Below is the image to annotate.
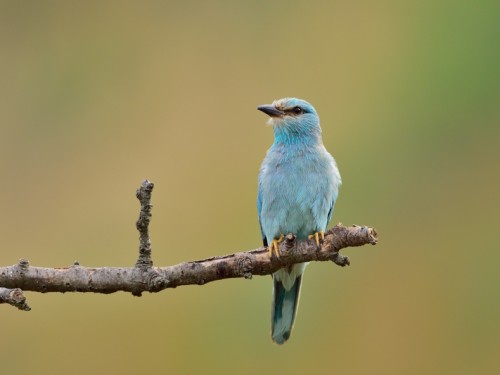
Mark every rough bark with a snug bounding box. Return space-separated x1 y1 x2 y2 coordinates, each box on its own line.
0 180 378 310
0 287 31 311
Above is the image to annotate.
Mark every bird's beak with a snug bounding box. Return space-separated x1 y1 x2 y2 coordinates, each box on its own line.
257 105 284 117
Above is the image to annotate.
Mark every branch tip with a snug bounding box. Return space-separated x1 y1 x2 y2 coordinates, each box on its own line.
0 287 31 311
135 180 155 270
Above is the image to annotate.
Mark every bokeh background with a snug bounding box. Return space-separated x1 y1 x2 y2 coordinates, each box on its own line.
1 1 499 374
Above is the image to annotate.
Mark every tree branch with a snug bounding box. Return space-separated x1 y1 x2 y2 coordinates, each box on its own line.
135 180 154 270
0 287 31 311
0 180 378 310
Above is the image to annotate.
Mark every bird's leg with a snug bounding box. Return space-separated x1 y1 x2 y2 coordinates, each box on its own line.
308 231 325 246
269 234 284 258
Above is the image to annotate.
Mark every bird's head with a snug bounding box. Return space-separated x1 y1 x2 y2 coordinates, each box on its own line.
257 98 321 143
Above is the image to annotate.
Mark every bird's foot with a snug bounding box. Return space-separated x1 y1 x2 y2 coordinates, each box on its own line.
269 234 284 258
308 231 325 246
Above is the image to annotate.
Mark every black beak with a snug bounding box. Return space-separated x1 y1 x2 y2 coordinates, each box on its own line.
257 104 284 117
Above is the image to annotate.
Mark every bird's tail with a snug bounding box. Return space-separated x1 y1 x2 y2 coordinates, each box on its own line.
271 265 305 344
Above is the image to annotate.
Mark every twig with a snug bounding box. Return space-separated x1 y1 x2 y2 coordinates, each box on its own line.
135 179 154 270
0 287 31 311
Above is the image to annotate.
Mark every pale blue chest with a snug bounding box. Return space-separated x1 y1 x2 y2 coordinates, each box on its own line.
258 142 339 241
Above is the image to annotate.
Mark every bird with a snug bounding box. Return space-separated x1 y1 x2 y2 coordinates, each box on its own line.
257 98 341 344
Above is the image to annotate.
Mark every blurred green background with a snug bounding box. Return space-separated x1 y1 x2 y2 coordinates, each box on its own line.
1 1 499 374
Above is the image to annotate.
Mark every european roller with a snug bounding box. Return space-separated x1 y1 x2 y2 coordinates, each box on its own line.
257 98 341 344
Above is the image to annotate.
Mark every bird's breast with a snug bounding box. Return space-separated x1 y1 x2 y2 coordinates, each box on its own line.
259 144 338 240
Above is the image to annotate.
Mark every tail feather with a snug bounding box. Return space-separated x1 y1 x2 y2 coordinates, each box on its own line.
271 270 303 345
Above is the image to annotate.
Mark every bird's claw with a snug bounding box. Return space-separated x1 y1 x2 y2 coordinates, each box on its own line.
269 234 284 258
308 231 325 246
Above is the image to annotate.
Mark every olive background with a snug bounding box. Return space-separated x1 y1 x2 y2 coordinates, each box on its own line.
1 1 499 374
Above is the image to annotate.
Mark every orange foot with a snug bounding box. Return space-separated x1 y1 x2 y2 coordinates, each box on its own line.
308 231 325 246
269 234 284 258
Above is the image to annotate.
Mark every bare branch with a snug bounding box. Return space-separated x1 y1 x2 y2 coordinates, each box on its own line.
135 179 154 270
0 225 377 296
0 287 31 311
0 180 378 309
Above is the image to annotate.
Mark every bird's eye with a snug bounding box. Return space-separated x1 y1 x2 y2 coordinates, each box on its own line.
292 106 303 115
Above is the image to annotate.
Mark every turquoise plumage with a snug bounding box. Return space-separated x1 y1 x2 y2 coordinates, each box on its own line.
257 98 341 344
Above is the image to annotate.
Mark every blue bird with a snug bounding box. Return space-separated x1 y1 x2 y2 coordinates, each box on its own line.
257 98 341 344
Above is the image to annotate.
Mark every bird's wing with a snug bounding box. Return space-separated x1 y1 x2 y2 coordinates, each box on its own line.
326 196 336 228
325 156 341 229
257 181 268 247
